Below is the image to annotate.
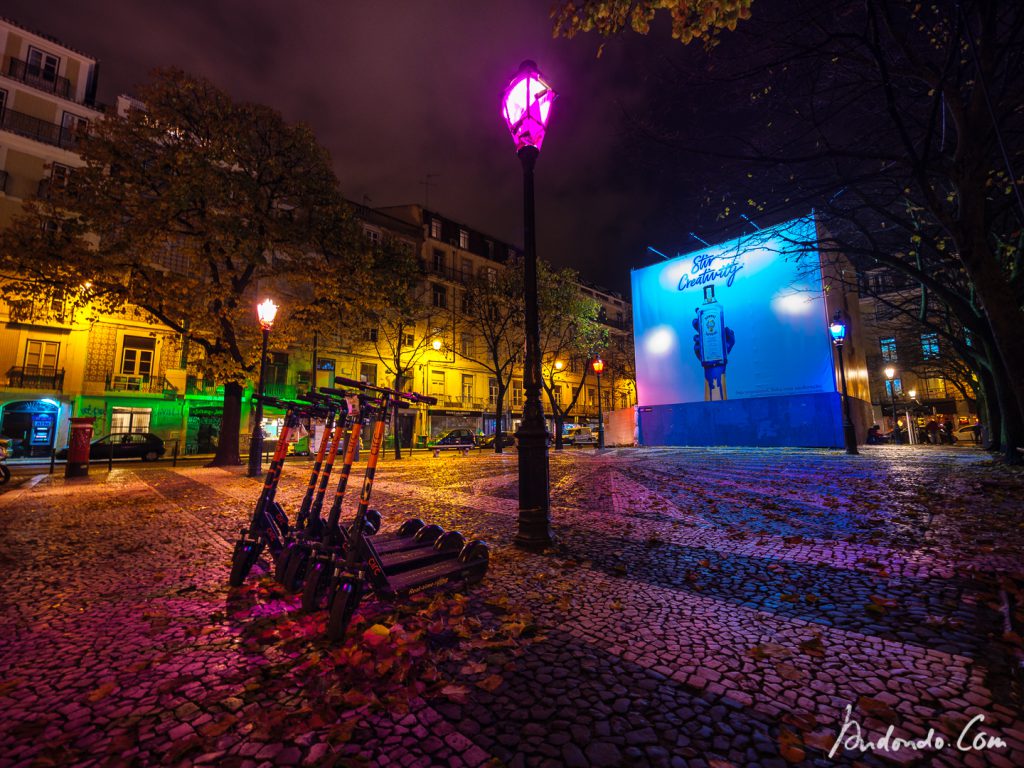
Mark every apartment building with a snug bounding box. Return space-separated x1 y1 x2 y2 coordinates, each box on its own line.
857 267 978 436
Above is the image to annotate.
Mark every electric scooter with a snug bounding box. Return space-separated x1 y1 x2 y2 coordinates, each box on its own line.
228 395 331 587
297 390 434 609
324 377 490 641
273 395 340 582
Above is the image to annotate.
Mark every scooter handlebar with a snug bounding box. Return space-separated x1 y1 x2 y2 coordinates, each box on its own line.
333 375 438 406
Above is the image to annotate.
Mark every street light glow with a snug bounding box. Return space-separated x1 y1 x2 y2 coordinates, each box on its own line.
432 338 442 351
592 358 604 375
502 60 556 152
554 359 564 371
257 298 278 331
884 366 896 380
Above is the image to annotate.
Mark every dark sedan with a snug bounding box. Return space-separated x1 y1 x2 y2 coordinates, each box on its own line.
429 428 477 450
478 431 516 449
57 432 166 462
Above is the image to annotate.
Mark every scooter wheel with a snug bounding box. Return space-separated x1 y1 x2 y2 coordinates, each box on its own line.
327 579 360 642
397 518 425 537
458 540 490 584
274 544 293 583
0 464 9 485
229 540 260 587
282 546 310 593
365 508 382 534
433 530 466 553
301 559 330 613
413 524 444 544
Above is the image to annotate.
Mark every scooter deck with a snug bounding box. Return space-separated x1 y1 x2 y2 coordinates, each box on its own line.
376 543 459 575
381 557 484 598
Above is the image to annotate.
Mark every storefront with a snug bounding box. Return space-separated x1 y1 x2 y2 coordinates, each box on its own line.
0 398 62 457
428 409 484 439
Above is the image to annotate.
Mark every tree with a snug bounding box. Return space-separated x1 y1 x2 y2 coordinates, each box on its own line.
552 0 752 49
537 263 608 448
363 239 446 459
458 261 524 453
0 69 368 466
562 0 1024 462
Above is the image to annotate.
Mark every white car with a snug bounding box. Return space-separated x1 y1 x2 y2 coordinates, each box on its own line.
563 426 596 446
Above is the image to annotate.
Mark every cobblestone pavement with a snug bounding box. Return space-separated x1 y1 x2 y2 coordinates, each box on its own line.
1 447 1022 767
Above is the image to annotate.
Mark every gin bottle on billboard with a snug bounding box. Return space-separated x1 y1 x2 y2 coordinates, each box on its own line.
697 285 728 400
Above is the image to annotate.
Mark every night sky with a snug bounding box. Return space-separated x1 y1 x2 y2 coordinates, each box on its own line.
4 0 725 295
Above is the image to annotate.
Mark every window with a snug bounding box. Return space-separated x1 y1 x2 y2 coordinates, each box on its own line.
268 352 289 385
921 333 939 360
364 227 381 245
488 378 498 406
587 387 597 406
0 89 7 118
460 334 472 357
61 112 89 144
616 311 624 325
884 378 903 398
459 229 469 249
430 218 442 239
460 291 472 314
461 374 474 402
403 333 415 347
483 267 497 285
359 363 377 386
603 390 611 408
924 378 946 398
121 335 155 377
27 47 60 82
512 379 523 408
430 370 445 397
110 407 150 434
874 301 897 322
964 329 973 348
363 327 378 343
24 339 59 372
880 337 897 362
51 163 71 189
552 386 562 406
432 283 447 309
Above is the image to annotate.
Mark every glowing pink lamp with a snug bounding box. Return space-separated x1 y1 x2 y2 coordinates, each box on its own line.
502 60 556 153
503 60 556 550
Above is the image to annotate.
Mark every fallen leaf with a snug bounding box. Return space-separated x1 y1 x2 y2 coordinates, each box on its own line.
798 635 825 657
86 683 117 703
476 674 504 692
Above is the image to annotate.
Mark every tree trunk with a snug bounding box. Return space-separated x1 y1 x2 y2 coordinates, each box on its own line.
494 389 506 454
393 373 403 460
976 365 1000 453
990 359 1024 465
554 414 565 449
211 381 243 466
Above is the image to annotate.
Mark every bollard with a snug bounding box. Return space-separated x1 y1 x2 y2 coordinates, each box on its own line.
49 448 56 474
109 438 114 471
172 439 179 467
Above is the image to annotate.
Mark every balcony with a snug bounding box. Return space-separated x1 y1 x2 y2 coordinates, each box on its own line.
263 382 298 400
5 58 73 100
106 373 171 393
0 107 82 149
3 366 64 391
186 376 221 396
421 259 472 285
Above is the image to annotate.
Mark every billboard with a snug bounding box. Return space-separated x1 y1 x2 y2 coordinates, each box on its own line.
632 217 835 408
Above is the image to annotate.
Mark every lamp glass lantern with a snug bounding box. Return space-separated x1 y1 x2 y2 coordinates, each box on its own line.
829 318 847 345
592 358 604 375
257 298 279 331
502 61 556 153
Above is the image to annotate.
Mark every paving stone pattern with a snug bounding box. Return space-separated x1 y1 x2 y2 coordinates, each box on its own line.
0 446 1021 767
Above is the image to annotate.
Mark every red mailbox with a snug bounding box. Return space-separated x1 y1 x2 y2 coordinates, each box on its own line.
65 417 95 478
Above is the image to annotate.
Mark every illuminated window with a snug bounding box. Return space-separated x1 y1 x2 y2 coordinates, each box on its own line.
884 378 903 397
921 333 939 360
359 363 377 386
430 218 442 239
459 229 469 249
880 337 897 362
512 379 523 408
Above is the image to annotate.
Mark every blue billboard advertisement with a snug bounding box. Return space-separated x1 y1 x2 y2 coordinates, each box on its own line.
632 217 836 411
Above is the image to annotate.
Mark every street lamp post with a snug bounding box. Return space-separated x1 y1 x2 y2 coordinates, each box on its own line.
502 60 556 551
884 365 899 445
592 357 606 449
248 298 278 477
828 312 858 455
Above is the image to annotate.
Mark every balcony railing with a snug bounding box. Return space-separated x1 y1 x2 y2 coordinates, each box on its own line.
421 259 473 285
263 382 297 400
186 376 221 396
106 373 171 393
5 58 73 100
3 366 64 391
0 107 82 149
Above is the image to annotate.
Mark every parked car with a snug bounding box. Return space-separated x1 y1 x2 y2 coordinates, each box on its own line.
56 432 166 462
563 426 596 446
429 428 477 450
955 423 982 443
478 431 516 449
